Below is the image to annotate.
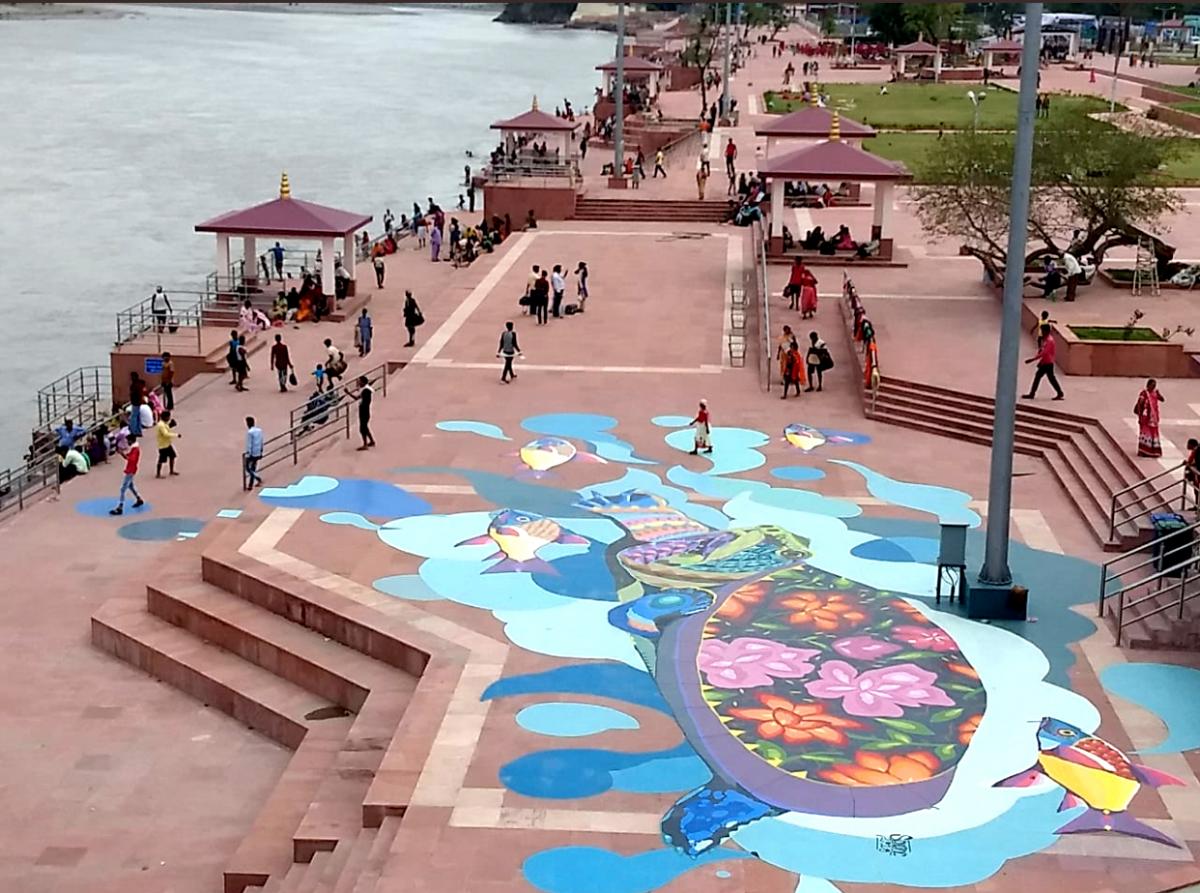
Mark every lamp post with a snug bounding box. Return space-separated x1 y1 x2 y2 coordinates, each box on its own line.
614 1 625 176
978 3 1043 588
967 90 986 129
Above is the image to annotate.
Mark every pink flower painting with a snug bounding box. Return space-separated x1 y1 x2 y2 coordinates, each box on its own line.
831 635 903 660
698 637 820 689
804 660 955 718
891 624 959 653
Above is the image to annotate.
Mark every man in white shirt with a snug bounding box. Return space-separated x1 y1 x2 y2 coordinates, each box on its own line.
151 286 172 332
1061 251 1083 302
550 264 566 318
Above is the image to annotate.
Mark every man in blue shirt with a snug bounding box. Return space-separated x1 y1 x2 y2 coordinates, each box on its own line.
55 419 87 450
271 242 285 280
244 416 264 490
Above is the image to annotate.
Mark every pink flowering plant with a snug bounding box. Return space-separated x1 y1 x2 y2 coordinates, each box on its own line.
702 566 986 780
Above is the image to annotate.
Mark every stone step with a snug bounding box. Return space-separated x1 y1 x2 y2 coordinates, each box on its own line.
293 849 334 893
223 715 353 893
92 598 331 749
349 816 401 893
329 829 378 893
870 399 1049 456
310 836 357 893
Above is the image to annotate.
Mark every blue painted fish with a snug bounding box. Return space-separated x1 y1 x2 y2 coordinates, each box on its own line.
518 437 606 473
456 509 588 574
994 717 1183 847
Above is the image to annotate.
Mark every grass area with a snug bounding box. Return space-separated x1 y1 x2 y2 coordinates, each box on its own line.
862 131 1200 185
1069 325 1163 342
762 83 1112 130
1169 100 1200 114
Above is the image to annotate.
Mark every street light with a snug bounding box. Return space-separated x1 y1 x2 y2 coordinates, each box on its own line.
967 90 987 129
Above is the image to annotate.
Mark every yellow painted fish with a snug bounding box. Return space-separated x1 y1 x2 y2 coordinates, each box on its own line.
994 717 1183 847
519 437 605 473
783 424 826 452
456 509 588 574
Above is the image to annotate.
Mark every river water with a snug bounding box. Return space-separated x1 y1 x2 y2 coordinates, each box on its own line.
0 4 609 464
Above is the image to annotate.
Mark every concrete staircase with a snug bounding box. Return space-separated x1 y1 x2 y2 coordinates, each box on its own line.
573 198 731 223
868 376 1169 551
90 515 450 893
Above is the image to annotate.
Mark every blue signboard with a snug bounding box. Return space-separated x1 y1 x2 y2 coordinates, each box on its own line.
144 357 164 375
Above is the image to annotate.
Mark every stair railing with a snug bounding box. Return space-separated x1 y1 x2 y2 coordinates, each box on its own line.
1108 461 1189 541
1098 514 1200 645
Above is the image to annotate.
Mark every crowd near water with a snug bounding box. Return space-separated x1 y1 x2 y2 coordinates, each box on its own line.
0 3 611 463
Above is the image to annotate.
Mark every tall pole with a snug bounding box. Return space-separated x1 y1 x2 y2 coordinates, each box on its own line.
721 2 732 118
614 1 625 175
1109 16 1126 113
979 3 1042 587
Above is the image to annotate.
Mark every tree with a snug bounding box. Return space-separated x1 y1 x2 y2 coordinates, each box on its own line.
912 123 1183 276
681 7 728 118
865 3 964 45
741 2 792 39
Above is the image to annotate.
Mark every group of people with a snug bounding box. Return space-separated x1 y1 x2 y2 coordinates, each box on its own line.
776 326 834 399
519 261 589 323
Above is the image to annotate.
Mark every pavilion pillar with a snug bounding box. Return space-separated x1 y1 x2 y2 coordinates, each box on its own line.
769 178 786 255
871 181 894 241
766 136 777 158
897 54 907 77
215 235 230 293
321 236 336 301
985 50 994 71
934 52 943 82
243 236 257 286
344 231 358 297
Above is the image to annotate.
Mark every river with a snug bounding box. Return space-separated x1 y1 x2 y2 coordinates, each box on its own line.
0 3 610 464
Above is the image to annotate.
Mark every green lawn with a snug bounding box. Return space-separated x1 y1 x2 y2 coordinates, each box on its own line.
763 83 1112 130
862 131 1200 185
1169 100 1200 113
1069 325 1163 342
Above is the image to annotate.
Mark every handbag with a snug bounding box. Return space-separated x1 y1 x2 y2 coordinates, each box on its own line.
167 316 179 334
414 309 425 327
288 372 298 387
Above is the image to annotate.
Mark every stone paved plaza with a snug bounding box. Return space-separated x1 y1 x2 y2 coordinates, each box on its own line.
4 13 1200 893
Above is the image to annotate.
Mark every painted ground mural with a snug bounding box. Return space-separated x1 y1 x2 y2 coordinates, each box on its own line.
254 412 1190 893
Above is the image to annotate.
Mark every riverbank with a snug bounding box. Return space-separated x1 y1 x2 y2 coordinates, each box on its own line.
0 3 134 20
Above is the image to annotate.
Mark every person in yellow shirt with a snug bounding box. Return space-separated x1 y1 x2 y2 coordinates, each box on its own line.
154 410 181 478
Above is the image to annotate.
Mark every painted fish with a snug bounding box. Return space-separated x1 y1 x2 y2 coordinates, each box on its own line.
456 509 588 574
994 717 1183 847
783 424 826 452
518 437 605 473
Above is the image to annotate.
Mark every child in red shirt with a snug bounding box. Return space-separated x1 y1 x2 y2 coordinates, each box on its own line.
109 434 145 515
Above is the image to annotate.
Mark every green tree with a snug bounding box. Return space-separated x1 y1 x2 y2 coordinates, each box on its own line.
742 2 792 39
865 3 964 45
681 5 730 118
913 122 1183 275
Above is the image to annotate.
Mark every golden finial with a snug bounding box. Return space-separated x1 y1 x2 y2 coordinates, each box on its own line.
830 110 841 141
532 95 539 111
809 89 819 107
279 171 291 200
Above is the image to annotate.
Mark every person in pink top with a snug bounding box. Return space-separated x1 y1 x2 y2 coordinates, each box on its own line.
1134 378 1166 458
1022 328 1064 401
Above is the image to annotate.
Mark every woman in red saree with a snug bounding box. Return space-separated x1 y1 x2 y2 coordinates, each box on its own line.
1135 378 1165 458
786 257 819 318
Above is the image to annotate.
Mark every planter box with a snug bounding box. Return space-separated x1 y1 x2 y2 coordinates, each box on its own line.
1024 305 1197 377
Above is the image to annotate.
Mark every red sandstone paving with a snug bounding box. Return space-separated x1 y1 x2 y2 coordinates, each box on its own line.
5 28 1200 893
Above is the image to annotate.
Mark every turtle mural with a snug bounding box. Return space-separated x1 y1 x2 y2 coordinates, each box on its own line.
580 490 986 855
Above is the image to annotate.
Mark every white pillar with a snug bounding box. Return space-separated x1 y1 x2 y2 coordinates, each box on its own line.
243 236 256 281
985 50 993 71
872 181 894 237
344 231 357 280
321 236 336 298
898 54 907 76
215 234 230 289
934 52 942 82
770 178 785 238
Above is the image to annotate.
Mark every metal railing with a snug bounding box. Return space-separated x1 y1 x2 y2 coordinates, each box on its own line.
842 274 881 411
751 218 771 391
249 362 393 486
1098 514 1200 645
1109 461 1189 542
0 457 62 521
37 366 111 429
487 159 581 185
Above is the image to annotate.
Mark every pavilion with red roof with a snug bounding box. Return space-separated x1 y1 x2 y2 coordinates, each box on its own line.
982 38 1023 72
491 97 579 163
755 103 876 157
758 114 912 260
596 55 663 98
894 39 942 81
196 173 372 299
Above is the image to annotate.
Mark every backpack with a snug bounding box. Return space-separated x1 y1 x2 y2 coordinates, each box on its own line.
818 347 834 371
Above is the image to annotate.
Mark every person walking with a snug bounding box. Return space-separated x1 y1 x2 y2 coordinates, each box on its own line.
356 308 373 357
775 324 794 387
108 433 145 515
653 148 667 178
696 163 709 200
688 399 713 455
150 286 172 333
782 339 807 399
806 331 831 392
1022 328 1064 401
635 148 647 179
271 242 285 279
234 335 249 391
244 416 264 490
533 270 550 325
498 321 522 384
403 291 423 347
574 261 589 312
550 264 566 318
154 409 180 478
416 215 428 250
373 253 385 288
724 138 738 180
160 351 176 411
323 338 346 389
270 333 293 392
347 375 376 450
1134 379 1165 458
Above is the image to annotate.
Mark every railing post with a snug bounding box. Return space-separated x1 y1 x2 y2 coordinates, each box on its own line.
1178 564 1188 620
1115 589 1124 646
381 365 387 397
1109 495 1117 542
